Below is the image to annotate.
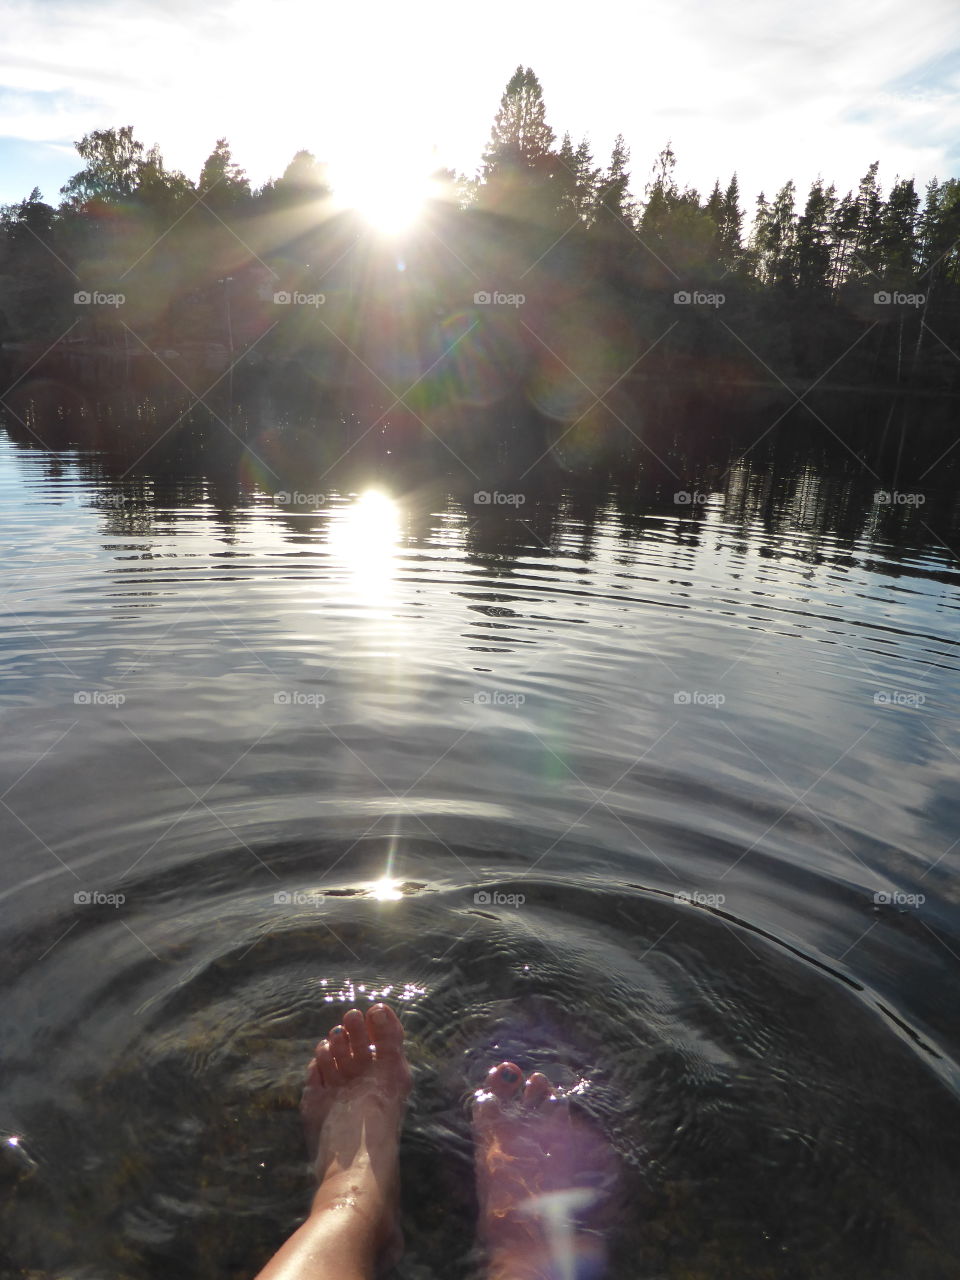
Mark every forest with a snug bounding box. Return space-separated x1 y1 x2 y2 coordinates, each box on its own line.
2 65 960 427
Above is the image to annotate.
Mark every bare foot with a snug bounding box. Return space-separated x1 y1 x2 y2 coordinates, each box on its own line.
300 1004 411 1269
472 1062 611 1280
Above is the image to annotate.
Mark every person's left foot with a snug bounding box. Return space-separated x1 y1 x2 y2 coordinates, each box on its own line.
300 1003 411 1266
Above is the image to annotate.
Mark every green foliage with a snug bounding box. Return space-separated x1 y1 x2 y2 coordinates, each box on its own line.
482 65 555 175
2 74 960 396
198 138 252 213
593 134 634 233
60 125 145 206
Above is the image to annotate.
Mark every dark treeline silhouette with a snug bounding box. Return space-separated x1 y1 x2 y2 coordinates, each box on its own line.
2 66 960 464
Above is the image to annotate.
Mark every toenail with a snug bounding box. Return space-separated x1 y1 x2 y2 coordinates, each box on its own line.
331 1026 345 1037
370 1006 388 1023
499 1066 519 1083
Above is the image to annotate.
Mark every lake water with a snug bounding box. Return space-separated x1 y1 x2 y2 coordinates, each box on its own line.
1 398 960 1279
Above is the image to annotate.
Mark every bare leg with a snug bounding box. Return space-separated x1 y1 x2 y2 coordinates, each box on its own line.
254 1004 411 1280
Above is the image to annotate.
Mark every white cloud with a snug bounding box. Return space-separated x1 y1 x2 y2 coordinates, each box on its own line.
0 0 957 207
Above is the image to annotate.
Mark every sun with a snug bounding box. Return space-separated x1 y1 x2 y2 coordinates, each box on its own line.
331 158 438 235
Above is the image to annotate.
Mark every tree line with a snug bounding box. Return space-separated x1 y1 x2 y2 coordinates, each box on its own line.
2 66 960 412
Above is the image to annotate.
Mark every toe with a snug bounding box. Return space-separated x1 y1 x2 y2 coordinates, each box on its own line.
343 1008 372 1069
328 1024 354 1075
315 1038 339 1085
486 1061 524 1102
522 1071 552 1108
367 1003 404 1058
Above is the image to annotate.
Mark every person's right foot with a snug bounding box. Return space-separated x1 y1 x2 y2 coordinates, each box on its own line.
472 1061 611 1280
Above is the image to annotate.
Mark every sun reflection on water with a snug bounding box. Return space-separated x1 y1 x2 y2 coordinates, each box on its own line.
327 489 401 605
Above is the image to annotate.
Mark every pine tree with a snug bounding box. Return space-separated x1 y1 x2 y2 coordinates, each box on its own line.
593 134 633 231
848 161 883 281
719 174 743 271
198 139 251 212
767 181 798 287
478 66 559 225
482 66 555 177
878 178 919 281
703 180 725 270
795 179 836 293
750 183 797 286
704 180 724 226
639 142 679 239
828 190 859 290
750 192 773 282
554 133 599 224
0 189 62 339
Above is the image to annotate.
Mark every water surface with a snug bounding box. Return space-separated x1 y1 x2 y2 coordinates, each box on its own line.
2 403 960 1279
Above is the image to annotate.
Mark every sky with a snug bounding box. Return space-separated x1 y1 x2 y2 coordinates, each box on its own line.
1 0 959 216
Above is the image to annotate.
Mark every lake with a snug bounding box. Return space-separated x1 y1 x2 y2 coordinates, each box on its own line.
1 392 959 1279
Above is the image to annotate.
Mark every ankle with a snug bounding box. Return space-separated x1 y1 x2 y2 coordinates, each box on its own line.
311 1166 393 1241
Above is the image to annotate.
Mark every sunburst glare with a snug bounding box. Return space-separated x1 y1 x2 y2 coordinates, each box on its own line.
327 489 401 603
331 155 438 235
370 875 403 901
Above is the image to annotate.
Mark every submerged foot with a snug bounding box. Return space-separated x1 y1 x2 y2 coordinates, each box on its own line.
300 1003 411 1269
472 1062 611 1280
